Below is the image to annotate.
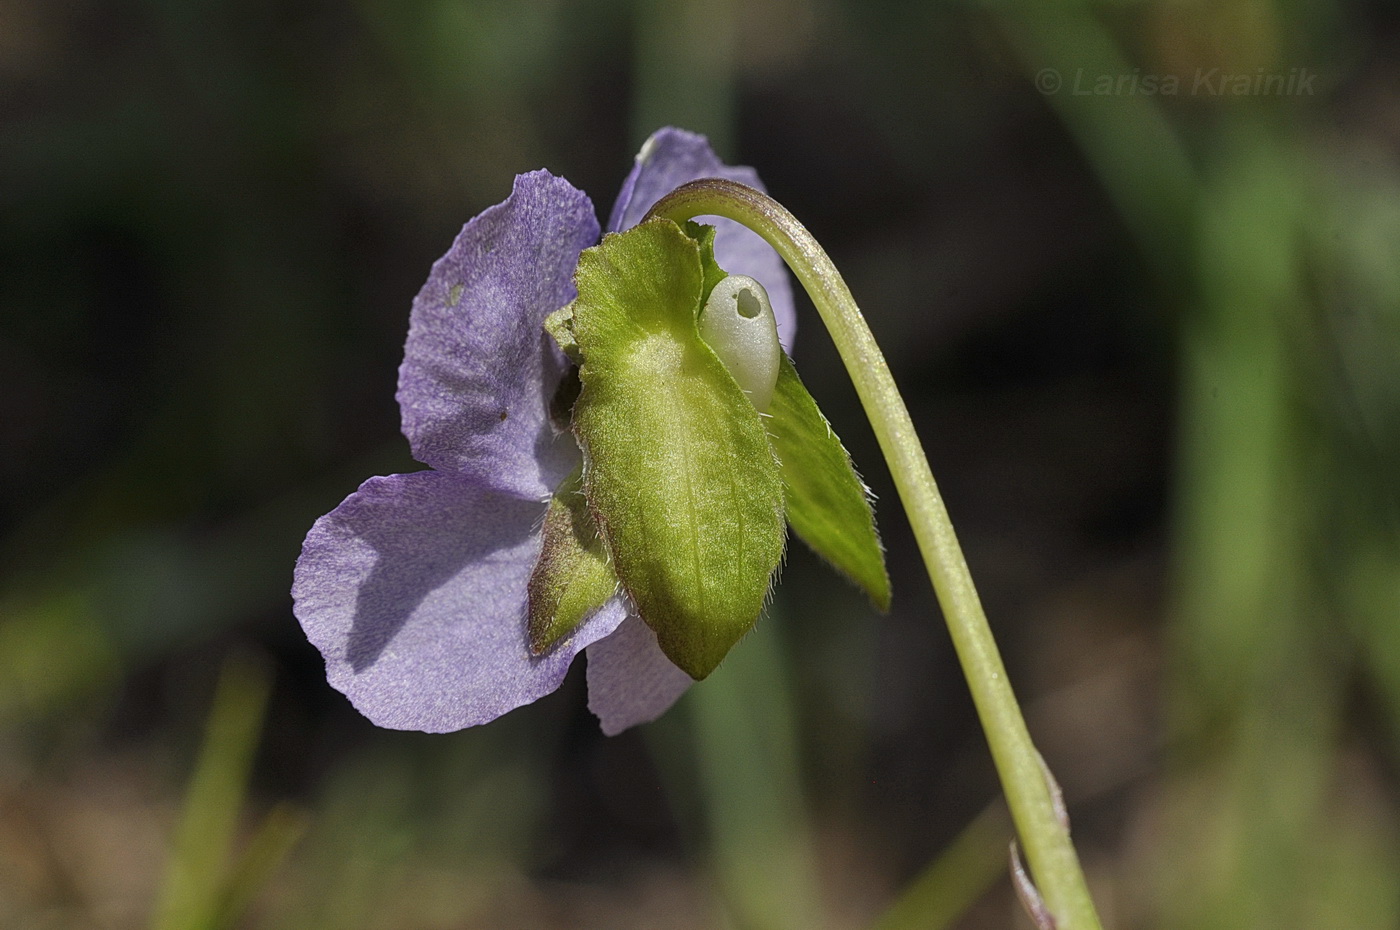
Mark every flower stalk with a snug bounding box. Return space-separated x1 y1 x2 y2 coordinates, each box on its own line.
648 179 1103 930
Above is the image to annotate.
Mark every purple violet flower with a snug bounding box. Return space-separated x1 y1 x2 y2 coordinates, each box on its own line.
292 128 795 735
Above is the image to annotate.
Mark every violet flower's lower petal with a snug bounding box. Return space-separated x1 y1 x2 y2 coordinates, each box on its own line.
585 613 694 736
292 470 625 732
607 126 797 352
398 170 599 501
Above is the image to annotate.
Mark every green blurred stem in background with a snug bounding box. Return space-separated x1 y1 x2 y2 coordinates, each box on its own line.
648 180 1104 930
152 653 307 930
632 0 736 158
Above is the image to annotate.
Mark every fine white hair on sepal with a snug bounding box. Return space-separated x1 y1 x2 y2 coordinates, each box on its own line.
699 274 781 414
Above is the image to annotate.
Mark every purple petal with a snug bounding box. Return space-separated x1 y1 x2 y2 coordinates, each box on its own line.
398 170 600 500
586 614 694 736
292 470 625 732
608 127 797 351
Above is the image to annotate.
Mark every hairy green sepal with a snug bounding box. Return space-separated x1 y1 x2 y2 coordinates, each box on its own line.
527 467 618 654
768 355 890 610
684 221 729 304
687 221 885 602
563 218 786 680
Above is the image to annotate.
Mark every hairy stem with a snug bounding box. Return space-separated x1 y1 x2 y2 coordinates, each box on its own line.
647 179 1102 929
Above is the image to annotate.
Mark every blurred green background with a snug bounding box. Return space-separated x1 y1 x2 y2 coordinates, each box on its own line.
2 0 1398 927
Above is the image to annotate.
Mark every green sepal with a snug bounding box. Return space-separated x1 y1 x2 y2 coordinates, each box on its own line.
683 221 729 305
544 304 581 363
526 467 618 654
768 354 891 610
569 218 786 680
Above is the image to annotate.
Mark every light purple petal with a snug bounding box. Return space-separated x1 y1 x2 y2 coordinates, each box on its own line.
292 470 625 732
608 127 797 351
398 170 600 500
586 613 694 736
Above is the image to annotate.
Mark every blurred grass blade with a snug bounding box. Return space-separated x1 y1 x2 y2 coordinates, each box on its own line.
689 612 824 930
632 0 736 157
999 4 1196 271
872 803 1010 930
152 652 272 930
0 590 118 727
214 802 310 929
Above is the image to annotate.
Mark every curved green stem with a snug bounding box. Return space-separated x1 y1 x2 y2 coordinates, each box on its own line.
648 179 1102 930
